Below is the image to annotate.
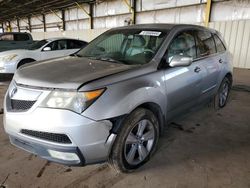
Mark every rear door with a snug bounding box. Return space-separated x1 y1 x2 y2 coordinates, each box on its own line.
194 29 221 98
163 30 204 118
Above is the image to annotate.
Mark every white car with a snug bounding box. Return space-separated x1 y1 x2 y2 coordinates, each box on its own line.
0 38 87 73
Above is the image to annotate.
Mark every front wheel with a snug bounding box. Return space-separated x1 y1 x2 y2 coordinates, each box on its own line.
214 77 231 109
109 108 160 173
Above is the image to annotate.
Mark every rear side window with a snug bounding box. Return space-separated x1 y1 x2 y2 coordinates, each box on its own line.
14 34 30 41
67 40 87 49
0 34 14 41
195 30 216 58
167 31 196 62
213 34 226 53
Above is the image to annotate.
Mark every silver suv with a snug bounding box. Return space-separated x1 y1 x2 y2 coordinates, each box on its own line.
3 24 233 172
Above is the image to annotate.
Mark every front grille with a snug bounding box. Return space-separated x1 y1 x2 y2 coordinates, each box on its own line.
11 99 36 111
21 129 72 144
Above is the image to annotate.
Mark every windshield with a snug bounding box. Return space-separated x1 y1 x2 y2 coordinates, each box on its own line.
28 40 48 50
76 29 168 65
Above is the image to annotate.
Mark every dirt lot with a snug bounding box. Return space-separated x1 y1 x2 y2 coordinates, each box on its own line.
0 69 250 188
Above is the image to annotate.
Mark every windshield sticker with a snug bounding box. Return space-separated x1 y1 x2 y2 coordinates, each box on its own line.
139 31 162 36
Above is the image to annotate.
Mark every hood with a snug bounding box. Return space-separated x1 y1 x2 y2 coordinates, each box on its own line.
0 49 28 56
14 56 138 90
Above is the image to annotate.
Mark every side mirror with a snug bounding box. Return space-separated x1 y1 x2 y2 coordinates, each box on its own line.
43 46 51 51
169 55 193 67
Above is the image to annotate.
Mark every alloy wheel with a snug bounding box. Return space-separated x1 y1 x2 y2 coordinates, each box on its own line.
124 119 155 165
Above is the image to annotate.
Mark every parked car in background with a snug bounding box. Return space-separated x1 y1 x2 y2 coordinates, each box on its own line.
3 24 233 172
0 32 34 52
0 38 88 73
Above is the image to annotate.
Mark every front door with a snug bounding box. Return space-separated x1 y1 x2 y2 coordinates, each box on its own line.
163 30 203 119
41 40 74 60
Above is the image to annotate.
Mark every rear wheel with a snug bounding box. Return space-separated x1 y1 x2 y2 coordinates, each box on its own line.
214 77 231 109
109 108 159 173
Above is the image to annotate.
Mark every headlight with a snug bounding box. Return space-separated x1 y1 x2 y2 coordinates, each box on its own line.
0 54 18 63
40 89 105 113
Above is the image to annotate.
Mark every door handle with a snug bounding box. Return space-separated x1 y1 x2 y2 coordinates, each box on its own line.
194 66 201 73
219 59 223 64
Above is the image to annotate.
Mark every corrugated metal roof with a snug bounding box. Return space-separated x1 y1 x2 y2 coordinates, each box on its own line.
0 0 95 22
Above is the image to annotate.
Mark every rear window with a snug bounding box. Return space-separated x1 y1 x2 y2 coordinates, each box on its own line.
213 34 226 53
0 34 14 41
14 34 30 41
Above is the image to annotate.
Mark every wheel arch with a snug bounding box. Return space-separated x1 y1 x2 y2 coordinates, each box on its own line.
225 72 233 87
110 102 165 136
17 58 36 68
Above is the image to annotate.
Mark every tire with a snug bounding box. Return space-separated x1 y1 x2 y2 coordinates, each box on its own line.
109 108 160 173
17 59 35 69
214 77 231 109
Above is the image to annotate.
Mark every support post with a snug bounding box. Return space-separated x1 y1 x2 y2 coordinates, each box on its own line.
89 3 93 29
28 17 32 32
7 21 11 32
42 14 46 32
132 0 136 24
17 18 20 32
123 0 136 24
62 9 66 31
204 0 212 27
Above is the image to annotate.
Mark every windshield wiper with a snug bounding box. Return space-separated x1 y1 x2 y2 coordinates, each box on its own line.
87 56 127 64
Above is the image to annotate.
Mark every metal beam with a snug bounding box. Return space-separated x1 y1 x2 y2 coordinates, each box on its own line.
31 13 44 23
50 9 62 20
62 9 66 31
42 14 46 32
89 3 93 29
7 21 11 32
204 0 212 27
28 16 32 32
132 0 136 24
17 18 20 32
123 0 136 24
75 2 93 29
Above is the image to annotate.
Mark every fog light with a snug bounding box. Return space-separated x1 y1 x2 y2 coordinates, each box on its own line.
47 149 80 162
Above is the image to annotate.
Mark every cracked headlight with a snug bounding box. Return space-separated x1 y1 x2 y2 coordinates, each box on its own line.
40 89 105 113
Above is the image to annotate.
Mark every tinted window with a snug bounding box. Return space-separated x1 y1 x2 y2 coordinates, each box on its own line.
195 30 216 58
167 31 196 62
67 40 87 49
77 29 168 65
0 34 14 41
14 34 30 41
46 40 67 51
213 34 226 53
29 40 48 50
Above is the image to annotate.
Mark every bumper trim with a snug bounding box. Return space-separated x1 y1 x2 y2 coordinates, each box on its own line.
10 135 85 166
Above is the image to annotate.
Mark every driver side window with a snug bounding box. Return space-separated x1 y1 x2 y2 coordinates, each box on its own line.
167 31 196 63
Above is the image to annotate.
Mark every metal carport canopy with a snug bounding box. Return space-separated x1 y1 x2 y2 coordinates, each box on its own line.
0 0 95 23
